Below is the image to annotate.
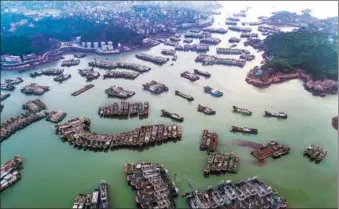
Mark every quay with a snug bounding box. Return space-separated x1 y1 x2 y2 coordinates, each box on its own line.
161 49 176 56
103 70 139 80
197 105 216 115
61 59 80 67
264 111 288 119
71 180 109 209
1 111 46 142
174 90 194 101
71 84 95 96
0 92 10 101
53 73 71 83
204 152 239 175
78 68 100 81
73 53 87 58
22 99 47 113
181 71 200 82
195 54 246 68
20 83 50 96
143 81 169 95
55 117 182 150
228 37 241 43
46 110 67 123
232 106 252 115
105 85 135 99
228 26 252 32
185 176 288 209
175 44 209 52
135 53 169 65
202 27 228 34
303 145 327 164
98 101 149 119
88 60 151 73
194 69 211 78
161 109 184 122
199 37 221 45
251 140 290 161
125 162 179 208
199 130 218 152
30 69 64 78
204 86 223 97
1 155 23 192
231 126 258 135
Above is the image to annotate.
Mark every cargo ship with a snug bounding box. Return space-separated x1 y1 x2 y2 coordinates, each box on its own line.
161 110 184 122
264 111 288 119
197 105 216 115
193 69 211 78
231 126 258 134
232 106 252 115
175 90 194 101
204 86 223 97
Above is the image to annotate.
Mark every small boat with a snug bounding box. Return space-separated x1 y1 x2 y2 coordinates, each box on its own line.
264 111 288 119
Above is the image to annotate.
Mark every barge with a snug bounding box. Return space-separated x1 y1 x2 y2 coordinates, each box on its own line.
4 77 23 85
161 109 184 122
193 69 211 78
55 117 182 150
174 90 194 101
135 53 169 65
181 71 200 82
231 126 258 134
125 162 178 208
185 177 288 209
197 105 216 115
103 70 139 80
1 77 23 91
1 155 23 192
251 140 290 161
204 152 239 175
303 145 327 164
78 68 100 81
61 59 80 67
204 86 223 97
143 81 169 95
264 111 288 119
53 73 71 83
22 99 47 113
46 110 67 123
71 84 95 96
98 101 149 119
200 130 218 152
232 106 252 115
105 85 135 99
20 83 50 96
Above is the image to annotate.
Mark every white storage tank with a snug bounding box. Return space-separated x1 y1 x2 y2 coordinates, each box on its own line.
86 42 92 48
107 41 113 46
93 42 99 49
81 42 86 48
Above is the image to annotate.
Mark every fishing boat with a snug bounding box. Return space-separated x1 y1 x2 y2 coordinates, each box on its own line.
204 86 223 97
99 180 108 209
264 111 288 119
232 106 252 116
193 69 211 78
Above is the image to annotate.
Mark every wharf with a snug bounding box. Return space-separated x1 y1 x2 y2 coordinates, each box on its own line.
61 59 80 67
22 99 47 113
231 126 258 135
199 130 218 152
105 85 135 99
143 81 169 95
185 177 288 209
161 109 184 122
55 118 182 151
251 140 290 161
88 60 151 73
1 155 23 192
1 111 46 142
0 93 10 101
174 90 194 101
20 83 50 96
71 84 95 96
181 71 200 82
98 101 149 119
303 145 327 164
103 70 139 80
135 53 169 65
195 54 246 68
46 110 67 123
125 162 179 208
53 73 71 83
197 105 216 115
204 152 239 175
78 68 100 81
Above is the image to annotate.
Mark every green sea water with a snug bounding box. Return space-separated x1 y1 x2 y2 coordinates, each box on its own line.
1 5 338 209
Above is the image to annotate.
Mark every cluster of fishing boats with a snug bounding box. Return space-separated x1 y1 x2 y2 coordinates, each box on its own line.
71 84 95 96
204 152 239 175
103 70 139 80
185 176 288 209
61 59 80 67
303 145 327 164
200 130 218 152
195 54 246 68
46 110 67 123
98 101 149 119
1 77 23 91
251 140 290 161
161 109 184 122
105 85 135 99
135 53 169 65
88 60 151 73
55 117 182 151
175 44 210 52
143 81 169 95
204 86 223 97
125 162 179 208
20 83 50 95
22 99 47 113
231 126 258 135
199 37 222 45
54 73 72 83
1 156 23 192
78 68 100 82
29 69 64 78
72 180 109 209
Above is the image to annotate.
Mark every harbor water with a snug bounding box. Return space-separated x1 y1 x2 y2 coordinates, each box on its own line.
1 2 338 208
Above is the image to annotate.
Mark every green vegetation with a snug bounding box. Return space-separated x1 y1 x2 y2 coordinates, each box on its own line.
264 31 338 80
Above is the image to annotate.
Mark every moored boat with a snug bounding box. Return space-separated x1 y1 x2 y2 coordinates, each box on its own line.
264 111 288 119
232 106 252 116
204 86 223 97
193 69 211 78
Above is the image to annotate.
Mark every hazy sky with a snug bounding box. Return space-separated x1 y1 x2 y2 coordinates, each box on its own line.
219 1 338 19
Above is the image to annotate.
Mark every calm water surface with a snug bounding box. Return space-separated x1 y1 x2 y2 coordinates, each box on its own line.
1 3 338 208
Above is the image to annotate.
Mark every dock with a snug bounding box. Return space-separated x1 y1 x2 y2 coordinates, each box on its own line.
71 84 95 96
204 152 239 175
199 130 218 152
251 140 290 161
98 101 149 119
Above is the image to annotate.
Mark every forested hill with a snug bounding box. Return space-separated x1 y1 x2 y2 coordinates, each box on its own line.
264 31 338 80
